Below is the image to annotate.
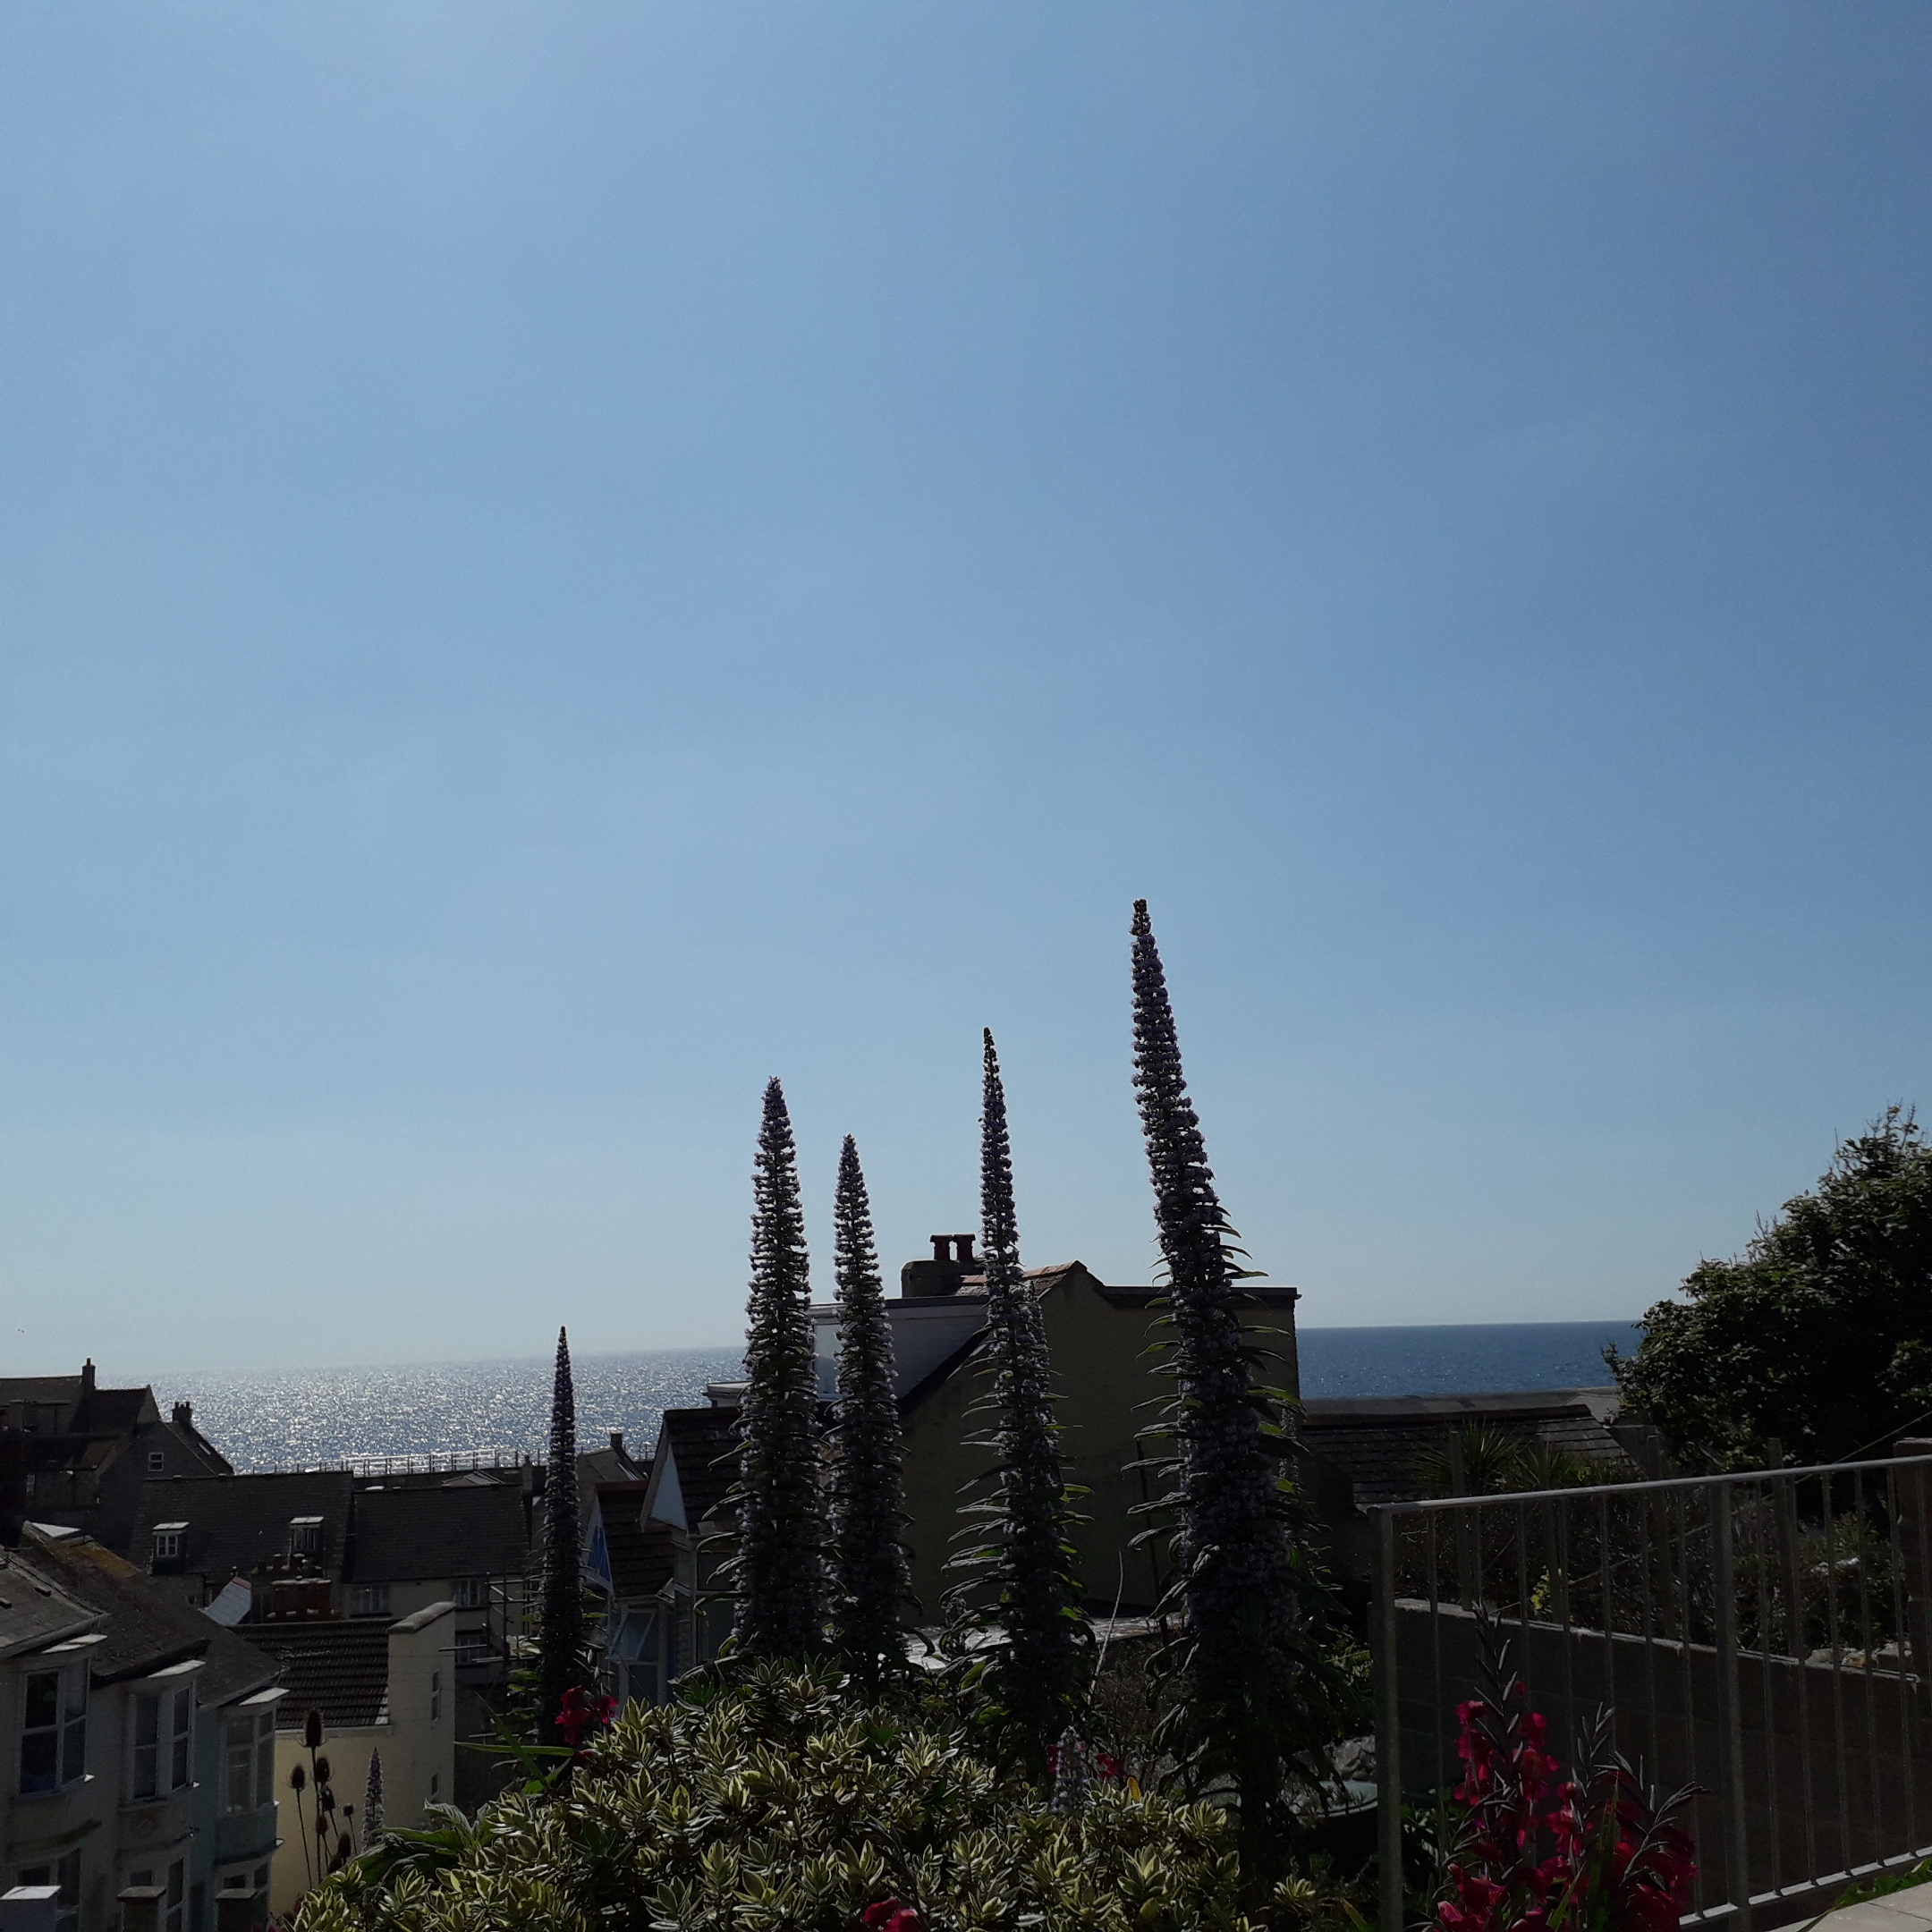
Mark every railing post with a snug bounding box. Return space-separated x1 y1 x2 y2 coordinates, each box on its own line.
1711 1480 1753 1932
1376 1507 1405 1932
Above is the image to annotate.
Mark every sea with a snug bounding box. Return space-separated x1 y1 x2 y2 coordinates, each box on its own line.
154 1321 1640 1475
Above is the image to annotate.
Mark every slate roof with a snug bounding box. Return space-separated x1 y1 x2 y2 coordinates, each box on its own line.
238 1621 391 1730
131 1471 355 1585
1298 1391 1626 1510
351 1483 530 1584
0 1548 99 1659
595 1482 674 1600
653 1409 740 1528
19 1528 281 1705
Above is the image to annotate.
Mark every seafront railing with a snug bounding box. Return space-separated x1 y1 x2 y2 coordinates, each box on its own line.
1372 1451 1932 1932
336 1447 533 1476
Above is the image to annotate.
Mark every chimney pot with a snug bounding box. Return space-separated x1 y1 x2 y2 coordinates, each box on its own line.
929 1235 950 1264
954 1234 977 1267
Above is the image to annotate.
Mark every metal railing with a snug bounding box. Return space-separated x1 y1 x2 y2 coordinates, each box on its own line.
336 1448 531 1476
1372 1453 1932 1932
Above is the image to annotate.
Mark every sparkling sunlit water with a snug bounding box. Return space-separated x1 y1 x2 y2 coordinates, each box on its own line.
154 1322 1636 1472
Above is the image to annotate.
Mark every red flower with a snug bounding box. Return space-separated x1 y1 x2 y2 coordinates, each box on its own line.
860 1902 922 1932
554 1687 617 1752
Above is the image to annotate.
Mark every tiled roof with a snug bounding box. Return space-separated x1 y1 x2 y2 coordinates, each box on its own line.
238 1621 390 1730
131 1471 354 1584
351 1484 530 1584
20 1529 280 1706
655 1409 740 1527
1299 1392 1626 1509
595 1482 674 1600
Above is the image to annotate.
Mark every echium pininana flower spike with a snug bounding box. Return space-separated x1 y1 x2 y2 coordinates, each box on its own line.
730 1078 830 1659
1130 899 1301 1869
361 1748 385 1847
828 1135 915 1694
537 1325 588 1741
950 1029 1085 1767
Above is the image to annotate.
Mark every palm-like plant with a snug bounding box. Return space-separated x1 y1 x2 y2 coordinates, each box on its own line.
948 1029 1086 1772
730 1077 829 1659
828 1134 914 1693
1129 900 1301 1877
537 1326 587 1741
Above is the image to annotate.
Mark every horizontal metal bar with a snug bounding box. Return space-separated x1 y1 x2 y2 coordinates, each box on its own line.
1678 1842 1932 1928
1368 1454 1932 1519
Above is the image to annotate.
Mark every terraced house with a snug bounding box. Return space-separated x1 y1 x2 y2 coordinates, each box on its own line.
0 1523 284 1932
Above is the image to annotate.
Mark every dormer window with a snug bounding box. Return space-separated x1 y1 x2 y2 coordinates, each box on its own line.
288 1517 323 1558
151 1523 187 1563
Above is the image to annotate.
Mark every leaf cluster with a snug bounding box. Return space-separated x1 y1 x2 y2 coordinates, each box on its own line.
1609 1106 1932 1469
294 1665 1335 1932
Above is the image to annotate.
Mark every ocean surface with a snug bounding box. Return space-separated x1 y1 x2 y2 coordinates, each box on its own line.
157 1321 1639 1474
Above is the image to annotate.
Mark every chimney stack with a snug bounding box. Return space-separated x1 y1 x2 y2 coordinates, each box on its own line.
173 1402 194 1429
609 1430 624 1456
80 1359 97 1397
901 1233 981 1299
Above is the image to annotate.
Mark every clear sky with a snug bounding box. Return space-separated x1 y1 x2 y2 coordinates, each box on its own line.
3 4 1928 1376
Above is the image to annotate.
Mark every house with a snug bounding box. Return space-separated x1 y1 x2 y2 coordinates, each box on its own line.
237 1605 454 1920
131 1470 534 1682
810 1243 1302 1621
582 1482 674 1708
636 1404 740 1680
0 1522 284 1932
0 1368 232 1557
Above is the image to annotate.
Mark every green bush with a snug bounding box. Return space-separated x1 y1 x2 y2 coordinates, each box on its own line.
294 1667 1344 1932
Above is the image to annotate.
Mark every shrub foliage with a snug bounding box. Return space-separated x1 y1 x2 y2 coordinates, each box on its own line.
294 1668 1309 1932
1610 1106 1932 1467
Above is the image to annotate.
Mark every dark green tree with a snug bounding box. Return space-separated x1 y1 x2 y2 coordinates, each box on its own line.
827 1134 914 1695
948 1029 1086 1773
537 1326 587 1741
1610 1106 1932 1469
729 1078 829 1659
1129 900 1302 1879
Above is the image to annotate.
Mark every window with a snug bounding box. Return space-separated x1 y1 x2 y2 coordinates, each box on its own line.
165 1858 184 1932
350 1584 390 1618
147 1450 165 1475
287 1517 323 1557
429 1671 440 1722
453 1631 491 1666
223 1709 276 1814
428 1771 438 1802
151 1523 186 1563
131 1684 192 1801
450 1578 487 1610
20 1665 86 1793
18 1849 82 1932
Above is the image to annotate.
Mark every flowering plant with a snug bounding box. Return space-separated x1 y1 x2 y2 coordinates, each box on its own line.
859 1902 922 1932
553 1686 616 1754
1436 1619 1699 1932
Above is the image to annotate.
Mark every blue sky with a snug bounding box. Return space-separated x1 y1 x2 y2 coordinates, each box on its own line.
2 4 1928 1373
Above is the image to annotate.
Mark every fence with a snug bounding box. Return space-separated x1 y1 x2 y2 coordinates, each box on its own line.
335 1448 532 1477
1372 1451 1932 1932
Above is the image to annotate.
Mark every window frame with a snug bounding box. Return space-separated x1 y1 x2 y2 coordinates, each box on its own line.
127 1671 197 1804
17 1847 82 1932
19 1662 87 1795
